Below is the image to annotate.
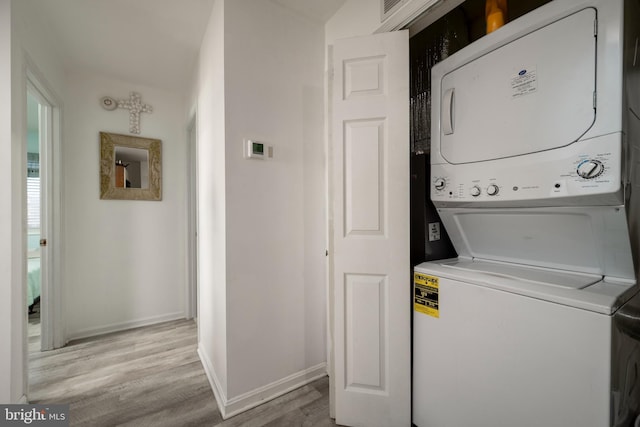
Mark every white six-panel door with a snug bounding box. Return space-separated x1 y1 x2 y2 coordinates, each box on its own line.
331 30 410 427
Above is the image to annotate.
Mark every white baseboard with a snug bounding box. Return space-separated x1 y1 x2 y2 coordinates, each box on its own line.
197 346 327 420
66 311 185 341
223 362 328 419
197 346 228 416
17 395 28 404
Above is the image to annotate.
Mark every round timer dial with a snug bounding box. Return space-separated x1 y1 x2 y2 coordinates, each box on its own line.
434 178 446 191
576 160 604 179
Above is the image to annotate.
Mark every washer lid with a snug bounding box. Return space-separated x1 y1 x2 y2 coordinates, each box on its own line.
415 258 637 315
441 259 602 289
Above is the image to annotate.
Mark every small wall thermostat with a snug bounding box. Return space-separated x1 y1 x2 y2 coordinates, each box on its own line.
244 139 273 160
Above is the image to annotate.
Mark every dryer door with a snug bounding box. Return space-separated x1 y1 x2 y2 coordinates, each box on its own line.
439 7 596 164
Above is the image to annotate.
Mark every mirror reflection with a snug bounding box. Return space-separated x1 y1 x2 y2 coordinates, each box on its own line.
115 146 149 189
100 132 162 201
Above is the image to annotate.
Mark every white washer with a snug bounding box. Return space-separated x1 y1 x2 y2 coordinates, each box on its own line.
413 259 640 427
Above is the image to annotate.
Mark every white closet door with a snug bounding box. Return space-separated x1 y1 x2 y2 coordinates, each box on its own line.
331 29 410 427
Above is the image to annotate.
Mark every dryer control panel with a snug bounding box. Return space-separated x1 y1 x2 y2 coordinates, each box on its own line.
431 133 624 206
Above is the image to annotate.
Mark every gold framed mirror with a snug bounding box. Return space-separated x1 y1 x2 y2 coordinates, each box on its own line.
100 132 162 200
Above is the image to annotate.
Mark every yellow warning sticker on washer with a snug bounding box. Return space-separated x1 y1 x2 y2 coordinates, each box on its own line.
414 272 439 318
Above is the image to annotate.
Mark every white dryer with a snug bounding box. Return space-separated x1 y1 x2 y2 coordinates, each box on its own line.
413 0 640 425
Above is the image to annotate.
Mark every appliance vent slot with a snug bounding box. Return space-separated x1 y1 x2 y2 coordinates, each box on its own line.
381 0 407 22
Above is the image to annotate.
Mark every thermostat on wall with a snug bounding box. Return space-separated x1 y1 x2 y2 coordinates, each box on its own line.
244 139 273 160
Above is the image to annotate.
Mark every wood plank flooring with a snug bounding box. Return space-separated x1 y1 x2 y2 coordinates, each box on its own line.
29 319 338 426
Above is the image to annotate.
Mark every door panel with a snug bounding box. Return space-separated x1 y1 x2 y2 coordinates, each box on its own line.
345 274 386 391
332 30 410 427
344 119 385 236
440 8 597 164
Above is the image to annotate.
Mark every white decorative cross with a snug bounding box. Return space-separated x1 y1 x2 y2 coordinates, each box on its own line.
117 92 153 134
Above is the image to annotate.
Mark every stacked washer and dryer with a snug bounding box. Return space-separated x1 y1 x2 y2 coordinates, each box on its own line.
412 0 640 425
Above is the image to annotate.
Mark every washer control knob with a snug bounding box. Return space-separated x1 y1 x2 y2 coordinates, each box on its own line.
434 178 446 191
470 186 481 197
487 184 499 196
576 160 604 179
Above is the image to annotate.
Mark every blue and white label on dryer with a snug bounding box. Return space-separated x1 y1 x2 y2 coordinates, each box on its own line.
511 66 537 98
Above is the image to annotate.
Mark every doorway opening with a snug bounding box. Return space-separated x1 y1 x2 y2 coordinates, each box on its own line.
24 66 63 363
26 88 44 353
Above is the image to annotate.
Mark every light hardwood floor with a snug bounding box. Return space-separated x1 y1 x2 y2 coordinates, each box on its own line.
28 318 337 426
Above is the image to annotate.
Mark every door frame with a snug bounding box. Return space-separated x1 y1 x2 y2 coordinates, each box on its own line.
23 57 64 356
186 113 199 322
376 0 464 34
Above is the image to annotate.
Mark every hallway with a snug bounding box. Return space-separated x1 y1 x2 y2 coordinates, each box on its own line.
29 320 335 426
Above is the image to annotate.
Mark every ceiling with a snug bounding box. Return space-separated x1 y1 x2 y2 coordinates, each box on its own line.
29 0 214 92
271 0 346 23
25 0 345 93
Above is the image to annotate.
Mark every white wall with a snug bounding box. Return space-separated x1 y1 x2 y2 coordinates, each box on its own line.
224 0 326 399
0 0 13 403
325 0 381 45
193 0 327 414
63 71 187 339
195 0 229 399
11 1 67 93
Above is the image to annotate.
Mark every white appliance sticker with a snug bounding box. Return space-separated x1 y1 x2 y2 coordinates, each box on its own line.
428 222 441 241
511 67 537 98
